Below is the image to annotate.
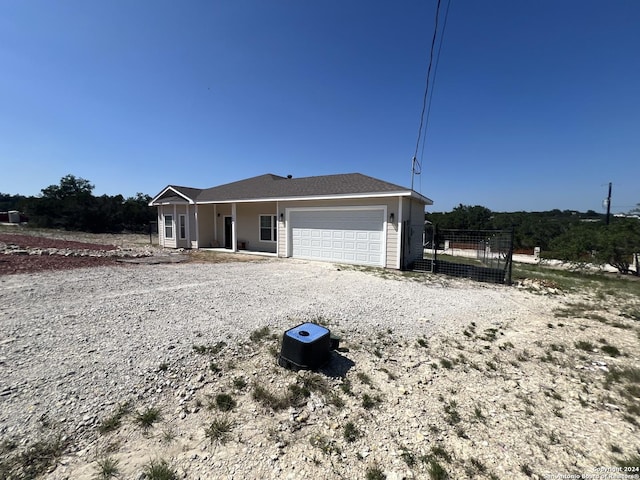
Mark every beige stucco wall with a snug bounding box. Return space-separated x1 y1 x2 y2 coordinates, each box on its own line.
197 204 215 248
400 197 426 267
235 202 278 253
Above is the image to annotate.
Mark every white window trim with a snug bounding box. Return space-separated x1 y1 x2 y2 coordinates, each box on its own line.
178 214 187 240
164 214 174 239
258 214 277 243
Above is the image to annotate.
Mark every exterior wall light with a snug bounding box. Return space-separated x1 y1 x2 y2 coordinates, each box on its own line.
280 213 284 222
389 213 395 223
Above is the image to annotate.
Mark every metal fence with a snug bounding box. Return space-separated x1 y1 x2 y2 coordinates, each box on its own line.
413 226 514 284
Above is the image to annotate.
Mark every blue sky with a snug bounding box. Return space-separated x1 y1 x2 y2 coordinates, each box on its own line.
1 0 638 213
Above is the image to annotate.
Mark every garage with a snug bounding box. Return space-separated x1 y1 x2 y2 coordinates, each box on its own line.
288 208 385 266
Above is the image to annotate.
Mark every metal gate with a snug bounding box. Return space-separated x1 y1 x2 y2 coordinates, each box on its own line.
413 226 514 284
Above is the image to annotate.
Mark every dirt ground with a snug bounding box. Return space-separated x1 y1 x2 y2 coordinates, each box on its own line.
0 229 155 275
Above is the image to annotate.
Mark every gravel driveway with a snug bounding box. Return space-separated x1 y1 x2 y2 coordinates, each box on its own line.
2 259 604 479
1 259 527 409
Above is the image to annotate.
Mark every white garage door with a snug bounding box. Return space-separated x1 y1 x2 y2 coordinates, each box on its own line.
289 209 385 266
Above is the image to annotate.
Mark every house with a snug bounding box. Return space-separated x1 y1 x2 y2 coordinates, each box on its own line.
149 173 432 269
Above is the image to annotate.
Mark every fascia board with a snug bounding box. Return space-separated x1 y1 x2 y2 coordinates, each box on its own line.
149 186 196 206
194 191 423 205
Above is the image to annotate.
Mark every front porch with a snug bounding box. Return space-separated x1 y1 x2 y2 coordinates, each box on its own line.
194 201 280 254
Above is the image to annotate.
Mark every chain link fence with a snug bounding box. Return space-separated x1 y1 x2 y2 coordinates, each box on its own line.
412 226 514 284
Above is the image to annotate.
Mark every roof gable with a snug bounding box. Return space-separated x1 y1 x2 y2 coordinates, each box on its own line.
149 185 202 205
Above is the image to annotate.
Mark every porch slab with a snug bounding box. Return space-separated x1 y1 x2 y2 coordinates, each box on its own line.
199 248 277 258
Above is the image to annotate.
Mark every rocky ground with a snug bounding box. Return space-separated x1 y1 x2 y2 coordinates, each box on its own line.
0 231 161 275
0 230 639 480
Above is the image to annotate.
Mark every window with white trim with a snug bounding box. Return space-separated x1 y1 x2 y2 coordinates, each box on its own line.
259 215 277 242
164 214 174 239
179 214 186 239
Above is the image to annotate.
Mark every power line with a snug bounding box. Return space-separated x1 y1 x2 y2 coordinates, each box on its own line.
411 0 450 190
413 0 443 162
419 0 451 163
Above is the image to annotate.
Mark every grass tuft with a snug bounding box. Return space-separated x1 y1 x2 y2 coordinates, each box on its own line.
250 326 272 343
427 459 449 480
204 417 234 444
601 344 621 357
440 358 453 369
574 340 595 352
94 456 120 479
616 454 640 468
357 372 373 386
134 406 162 431
343 421 361 442
193 341 227 355
362 393 383 409
98 401 132 434
365 464 386 480
143 459 178 480
214 393 237 412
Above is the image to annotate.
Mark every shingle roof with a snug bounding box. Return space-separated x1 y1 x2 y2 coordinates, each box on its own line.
151 173 432 205
168 186 203 201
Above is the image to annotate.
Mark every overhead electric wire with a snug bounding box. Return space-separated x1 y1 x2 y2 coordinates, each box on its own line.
419 0 451 164
411 0 451 198
413 0 443 165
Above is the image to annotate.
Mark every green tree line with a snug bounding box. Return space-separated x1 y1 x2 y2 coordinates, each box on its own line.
1 174 155 233
427 204 640 275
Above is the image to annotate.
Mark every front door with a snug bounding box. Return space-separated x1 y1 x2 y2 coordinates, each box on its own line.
224 216 232 249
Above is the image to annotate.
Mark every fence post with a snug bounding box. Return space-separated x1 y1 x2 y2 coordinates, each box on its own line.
506 227 515 285
432 224 437 273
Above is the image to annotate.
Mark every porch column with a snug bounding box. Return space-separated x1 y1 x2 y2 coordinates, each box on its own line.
214 205 217 245
194 204 199 248
231 202 237 252
186 204 190 247
157 208 162 247
173 204 177 247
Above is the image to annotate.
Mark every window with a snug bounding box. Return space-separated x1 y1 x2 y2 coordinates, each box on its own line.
164 214 173 239
179 214 186 239
259 215 277 242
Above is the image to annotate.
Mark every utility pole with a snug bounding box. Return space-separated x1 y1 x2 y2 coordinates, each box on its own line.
605 182 612 225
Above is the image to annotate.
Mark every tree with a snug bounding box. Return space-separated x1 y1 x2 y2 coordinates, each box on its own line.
427 204 493 230
0 193 27 212
22 175 154 233
122 193 155 232
596 219 640 275
551 219 640 274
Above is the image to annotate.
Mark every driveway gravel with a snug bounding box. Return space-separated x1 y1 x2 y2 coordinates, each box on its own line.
1 259 637 479
1 260 524 430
